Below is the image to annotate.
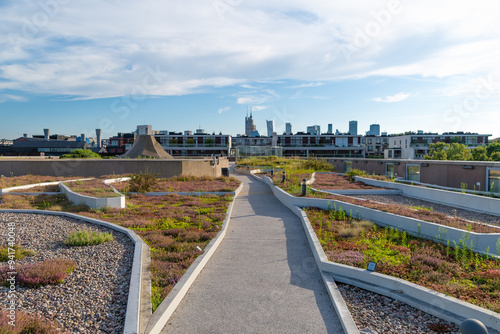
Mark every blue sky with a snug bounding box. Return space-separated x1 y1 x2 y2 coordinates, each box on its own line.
1 0 499 139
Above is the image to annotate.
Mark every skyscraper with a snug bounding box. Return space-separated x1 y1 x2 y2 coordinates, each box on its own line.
368 124 380 136
349 121 358 135
285 123 293 135
266 120 275 137
245 108 256 136
328 124 333 134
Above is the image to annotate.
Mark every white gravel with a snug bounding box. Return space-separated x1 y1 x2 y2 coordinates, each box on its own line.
338 283 460 333
0 212 134 334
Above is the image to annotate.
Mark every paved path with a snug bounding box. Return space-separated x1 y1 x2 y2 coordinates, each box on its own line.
161 173 344 334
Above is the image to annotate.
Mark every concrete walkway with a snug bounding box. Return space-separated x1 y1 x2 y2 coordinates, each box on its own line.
161 173 344 333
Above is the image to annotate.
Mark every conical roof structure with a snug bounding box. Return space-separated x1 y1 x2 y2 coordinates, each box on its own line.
120 135 174 159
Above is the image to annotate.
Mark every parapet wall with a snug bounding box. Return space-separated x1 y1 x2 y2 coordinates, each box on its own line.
0 158 227 178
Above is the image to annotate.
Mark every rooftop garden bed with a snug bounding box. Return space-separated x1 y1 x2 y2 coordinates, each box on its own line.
305 207 500 313
310 173 385 190
112 175 241 193
266 170 500 233
63 179 121 198
0 175 81 189
0 190 233 312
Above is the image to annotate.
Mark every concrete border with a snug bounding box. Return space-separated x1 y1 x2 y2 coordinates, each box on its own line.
320 189 402 195
0 178 93 196
59 182 126 209
356 176 500 216
0 209 147 334
251 175 500 333
258 175 500 254
144 182 244 334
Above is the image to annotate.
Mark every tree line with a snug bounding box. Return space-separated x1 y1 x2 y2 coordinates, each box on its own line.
425 141 500 161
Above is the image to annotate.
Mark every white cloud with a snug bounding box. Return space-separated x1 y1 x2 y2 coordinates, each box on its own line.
372 92 410 103
218 106 230 114
251 105 269 111
0 94 27 103
289 82 324 88
0 1 500 98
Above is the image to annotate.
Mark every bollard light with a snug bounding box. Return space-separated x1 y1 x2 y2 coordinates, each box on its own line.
459 318 488 334
302 178 307 196
282 171 286 183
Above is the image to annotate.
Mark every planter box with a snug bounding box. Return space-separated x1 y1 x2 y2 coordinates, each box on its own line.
60 183 125 209
356 176 500 216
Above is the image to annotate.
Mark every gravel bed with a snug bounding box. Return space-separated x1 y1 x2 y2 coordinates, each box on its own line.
0 212 134 334
337 283 460 333
351 194 500 228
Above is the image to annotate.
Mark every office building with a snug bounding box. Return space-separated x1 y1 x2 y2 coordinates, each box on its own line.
349 121 358 135
306 125 321 135
266 120 275 137
285 123 293 135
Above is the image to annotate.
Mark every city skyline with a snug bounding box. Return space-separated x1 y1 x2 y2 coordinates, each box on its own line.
1 1 500 139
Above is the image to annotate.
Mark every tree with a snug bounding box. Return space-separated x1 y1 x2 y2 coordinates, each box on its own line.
60 149 101 159
445 143 471 160
491 152 500 161
425 142 449 160
204 138 215 147
486 142 500 157
186 138 195 147
471 146 490 161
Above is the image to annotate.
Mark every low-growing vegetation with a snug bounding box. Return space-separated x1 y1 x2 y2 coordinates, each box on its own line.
0 258 76 288
113 174 241 194
0 244 35 262
60 148 101 159
306 191 499 233
311 173 384 190
64 179 121 198
0 309 64 333
305 207 500 313
237 156 335 172
0 191 232 312
0 175 80 189
64 230 114 246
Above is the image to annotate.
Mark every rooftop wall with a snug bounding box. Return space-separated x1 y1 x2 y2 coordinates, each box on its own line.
0 158 226 178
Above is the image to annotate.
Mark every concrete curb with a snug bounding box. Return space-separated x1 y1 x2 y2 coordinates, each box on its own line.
0 178 93 196
259 176 500 254
320 189 402 195
60 182 126 209
356 176 500 217
0 209 147 334
252 176 500 333
321 272 360 334
129 191 237 196
144 182 244 334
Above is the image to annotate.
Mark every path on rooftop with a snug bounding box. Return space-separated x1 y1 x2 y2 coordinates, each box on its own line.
160 171 344 334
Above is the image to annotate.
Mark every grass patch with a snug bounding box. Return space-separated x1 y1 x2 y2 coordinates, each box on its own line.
0 309 63 333
306 207 500 313
64 179 120 198
1 258 76 288
0 244 35 262
64 230 114 246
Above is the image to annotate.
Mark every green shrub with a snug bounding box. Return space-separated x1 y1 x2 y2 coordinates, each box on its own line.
60 149 101 159
0 244 35 262
300 157 335 171
64 230 114 246
346 168 367 181
129 170 158 193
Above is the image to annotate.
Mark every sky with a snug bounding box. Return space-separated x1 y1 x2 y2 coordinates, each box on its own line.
1 0 499 140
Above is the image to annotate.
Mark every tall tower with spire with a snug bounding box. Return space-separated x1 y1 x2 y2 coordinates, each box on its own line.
245 106 256 136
